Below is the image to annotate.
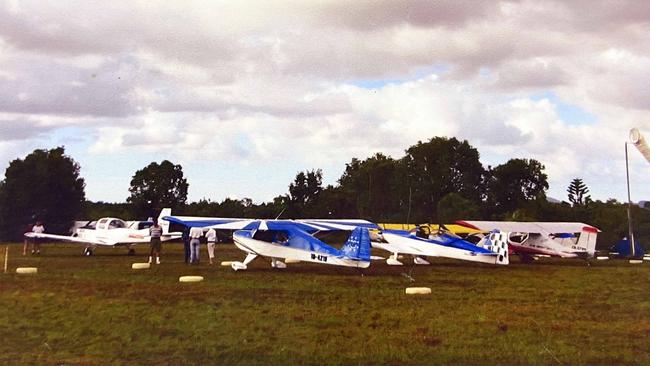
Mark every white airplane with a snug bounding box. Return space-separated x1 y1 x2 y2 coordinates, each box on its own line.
456 221 600 262
371 225 510 266
25 208 182 255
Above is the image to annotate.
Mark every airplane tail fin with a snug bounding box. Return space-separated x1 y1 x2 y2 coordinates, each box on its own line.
478 231 509 265
576 227 598 257
340 227 371 262
158 208 172 234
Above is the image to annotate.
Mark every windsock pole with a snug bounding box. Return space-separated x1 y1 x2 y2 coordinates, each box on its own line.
626 127 650 258
625 142 636 257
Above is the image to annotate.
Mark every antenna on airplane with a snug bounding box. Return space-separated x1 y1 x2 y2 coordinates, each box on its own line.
274 207 286 220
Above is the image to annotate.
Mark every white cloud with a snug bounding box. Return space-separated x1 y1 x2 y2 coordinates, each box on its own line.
0 1 649 202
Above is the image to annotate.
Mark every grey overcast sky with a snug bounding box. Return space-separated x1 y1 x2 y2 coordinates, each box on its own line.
0 0 649 203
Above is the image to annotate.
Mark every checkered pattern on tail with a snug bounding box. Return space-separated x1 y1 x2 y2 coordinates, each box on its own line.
484 231 510 265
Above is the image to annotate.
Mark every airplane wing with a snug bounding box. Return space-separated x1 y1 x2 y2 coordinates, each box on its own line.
456 221 600 234
24 232 119 246
163 215 379 232
298 219 380 230
162 215 254 230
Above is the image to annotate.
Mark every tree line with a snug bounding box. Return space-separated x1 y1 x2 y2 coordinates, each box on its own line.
0 138 648 249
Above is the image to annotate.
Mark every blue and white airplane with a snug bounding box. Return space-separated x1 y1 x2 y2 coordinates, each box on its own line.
162 215 378 271
371 225 510 266
229 220 373 271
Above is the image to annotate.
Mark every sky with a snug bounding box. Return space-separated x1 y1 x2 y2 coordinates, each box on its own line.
1 0 649 204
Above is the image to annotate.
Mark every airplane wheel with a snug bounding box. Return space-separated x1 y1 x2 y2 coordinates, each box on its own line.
128 249 136 256
83 248 93 256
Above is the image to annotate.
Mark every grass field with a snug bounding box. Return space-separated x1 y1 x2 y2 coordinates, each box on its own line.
1 242 649 365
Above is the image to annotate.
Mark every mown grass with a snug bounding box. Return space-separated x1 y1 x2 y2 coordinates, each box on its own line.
0 242 649 365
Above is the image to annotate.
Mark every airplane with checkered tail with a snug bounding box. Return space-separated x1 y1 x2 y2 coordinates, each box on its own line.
371 225 510 266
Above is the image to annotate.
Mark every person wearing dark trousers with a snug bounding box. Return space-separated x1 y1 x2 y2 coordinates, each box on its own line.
31 221 45 255
182 227 191 264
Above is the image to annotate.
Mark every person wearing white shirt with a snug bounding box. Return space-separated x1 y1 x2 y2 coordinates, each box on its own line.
189 226 203 264
205 228 217 265
31 221 45 255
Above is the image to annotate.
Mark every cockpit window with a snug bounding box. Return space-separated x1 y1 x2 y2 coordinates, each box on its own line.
509 232 529 244
97 218 109 230
138 222 154 230
108 219 127 229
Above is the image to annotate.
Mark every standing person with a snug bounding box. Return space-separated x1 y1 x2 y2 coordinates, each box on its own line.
32 221 45 255
182 227 191 264
206 228 217 265
148 222 163 264
22 222 33 256
189 226 203 264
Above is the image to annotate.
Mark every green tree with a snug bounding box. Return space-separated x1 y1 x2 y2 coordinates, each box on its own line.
485 158 549 218
127 160 188 218
403 137 485 222
437 193 480 223
337 153 405 221
287 169 323 217
82 201 132 219
0 147 85 240
567 178 591 206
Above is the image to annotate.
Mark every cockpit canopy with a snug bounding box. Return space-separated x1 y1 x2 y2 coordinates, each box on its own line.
96 218 127 230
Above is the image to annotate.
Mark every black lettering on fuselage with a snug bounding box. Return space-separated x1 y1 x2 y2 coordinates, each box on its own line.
310 253 328 262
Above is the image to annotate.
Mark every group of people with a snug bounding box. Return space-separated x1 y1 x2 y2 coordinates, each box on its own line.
185 226 219 265
22 219 221 265
22 221 45 256
149 224 220 265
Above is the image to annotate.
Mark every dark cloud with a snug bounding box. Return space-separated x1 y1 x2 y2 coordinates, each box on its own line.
0 119 57 141
489 59 569 91
0 55 141 117
314 0 503 30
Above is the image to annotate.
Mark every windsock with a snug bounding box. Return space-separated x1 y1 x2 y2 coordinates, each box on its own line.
630 128 650 164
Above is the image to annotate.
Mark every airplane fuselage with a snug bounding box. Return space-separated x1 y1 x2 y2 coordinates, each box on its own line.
373 232 502 265
508 235 588 258
233 234 370 268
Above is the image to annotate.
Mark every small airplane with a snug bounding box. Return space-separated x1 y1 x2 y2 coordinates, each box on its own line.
456 220 600 262
371 225 510 266
24 208 182 255
162 215 379 270
229 220 373 271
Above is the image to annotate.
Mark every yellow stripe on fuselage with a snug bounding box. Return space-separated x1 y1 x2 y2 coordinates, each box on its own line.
377 223 480 234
